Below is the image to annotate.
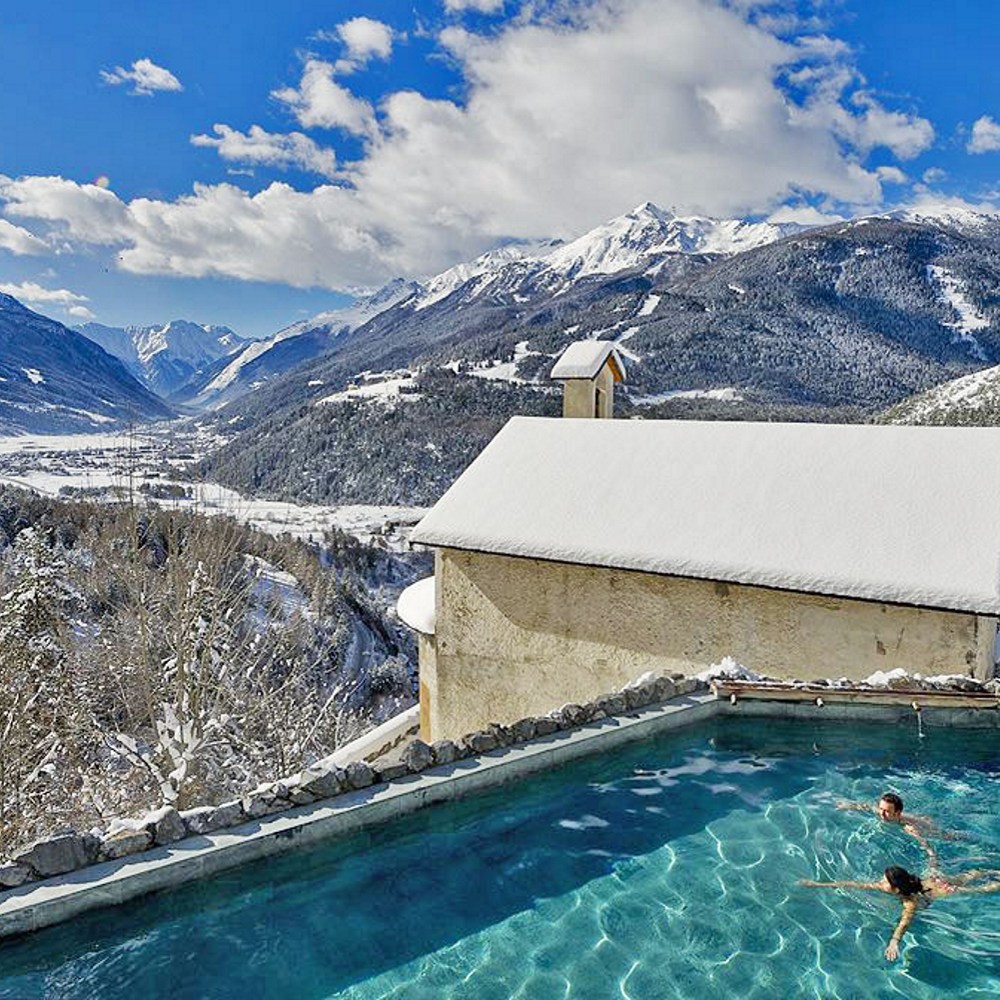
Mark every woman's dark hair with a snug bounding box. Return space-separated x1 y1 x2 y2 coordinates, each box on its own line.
885 866 925 896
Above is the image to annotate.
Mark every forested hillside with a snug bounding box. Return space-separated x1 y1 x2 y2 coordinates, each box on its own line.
197 215 1000 505
0 486 428 853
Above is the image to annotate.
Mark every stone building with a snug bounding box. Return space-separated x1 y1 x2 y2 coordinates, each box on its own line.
398 360 1000 743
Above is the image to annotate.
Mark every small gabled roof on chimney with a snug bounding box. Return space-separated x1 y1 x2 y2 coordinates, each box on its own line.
550 340 626 381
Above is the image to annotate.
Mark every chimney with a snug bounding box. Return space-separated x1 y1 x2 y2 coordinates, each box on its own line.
550 341 626 418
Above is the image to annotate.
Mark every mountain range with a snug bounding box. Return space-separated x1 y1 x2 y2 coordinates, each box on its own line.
0 295 173 434
196 202 1000 504
173 278 420 410
6 199 1000 469
77 320 247 397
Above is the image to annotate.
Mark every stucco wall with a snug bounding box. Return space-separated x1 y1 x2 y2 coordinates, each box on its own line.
422 547 997 741
562 366 615 418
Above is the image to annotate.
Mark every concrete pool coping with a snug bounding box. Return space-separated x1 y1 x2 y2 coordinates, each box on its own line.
2 689 997 940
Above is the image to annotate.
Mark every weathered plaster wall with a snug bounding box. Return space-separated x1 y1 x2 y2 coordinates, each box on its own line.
562 366 615 418
423 548 996 741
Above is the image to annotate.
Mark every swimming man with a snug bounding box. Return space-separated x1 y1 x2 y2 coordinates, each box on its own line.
836 792 942 863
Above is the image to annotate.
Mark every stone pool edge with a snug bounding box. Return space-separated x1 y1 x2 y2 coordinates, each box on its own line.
0 692 719 940
2 691 997 941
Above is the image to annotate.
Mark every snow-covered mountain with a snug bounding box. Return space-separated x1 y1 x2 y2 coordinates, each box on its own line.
408 203 805 309
77 320 247 397
541 202 804 279
0 294 174 433
176 204 805 412
176 279 420 410
199 207 1000 506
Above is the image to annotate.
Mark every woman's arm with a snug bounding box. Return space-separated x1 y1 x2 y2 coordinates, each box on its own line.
885 899 918 960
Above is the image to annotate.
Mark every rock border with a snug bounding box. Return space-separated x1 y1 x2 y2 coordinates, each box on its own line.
1 673 701 888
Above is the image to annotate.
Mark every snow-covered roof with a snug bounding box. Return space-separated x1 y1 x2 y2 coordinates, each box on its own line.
396 575 436 635
410 417 1000 614
550 341 626 381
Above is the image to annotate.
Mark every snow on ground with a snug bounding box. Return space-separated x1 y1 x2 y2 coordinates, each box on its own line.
636 293 661 316
0 427 426 548
926 265 990 360
629 387 743 405
455 341 559 385
244 554 312 618
22 368 44 384
316 370 421 405
0 432 134 455
892 364 1000 421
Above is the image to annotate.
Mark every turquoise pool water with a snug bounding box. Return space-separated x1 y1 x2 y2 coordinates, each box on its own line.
1 717 998 999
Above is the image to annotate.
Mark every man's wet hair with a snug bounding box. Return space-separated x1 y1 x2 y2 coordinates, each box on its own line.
880 792 904 813
885 865 925 896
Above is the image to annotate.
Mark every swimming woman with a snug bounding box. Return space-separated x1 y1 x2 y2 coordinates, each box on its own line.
800 865 1000 960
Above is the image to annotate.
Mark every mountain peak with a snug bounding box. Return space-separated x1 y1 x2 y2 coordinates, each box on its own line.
630 201 675 222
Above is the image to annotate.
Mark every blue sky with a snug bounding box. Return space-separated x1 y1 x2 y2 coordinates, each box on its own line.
2 0 999 337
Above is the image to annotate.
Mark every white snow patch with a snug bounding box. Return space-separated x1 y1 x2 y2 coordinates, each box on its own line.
244 554 311 618
307 379 324 387
317 370 421 405
22 368 44 385
889 364 1000 421
630 387 743 405
727 284 746 295
467 341 545 384
637 294 661 316
695 656 763 683
926 265 990 360
396 575 435 635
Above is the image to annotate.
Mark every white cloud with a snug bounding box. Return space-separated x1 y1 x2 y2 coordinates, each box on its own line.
767 204 846 226
968 115 1000 154
337 17 394 64
0 219 49 255
922 167 947 184
191 124 338 178
67 304 96 320
444 0 505 11
903 191 999 219
100 57 183 96
847 99 933 160
0 280 90 306
272 59 377 136
875 165 908 185
1 175 132 244
2 0 946 291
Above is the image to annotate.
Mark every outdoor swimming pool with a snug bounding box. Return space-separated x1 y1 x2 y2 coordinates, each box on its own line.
1 716 997 999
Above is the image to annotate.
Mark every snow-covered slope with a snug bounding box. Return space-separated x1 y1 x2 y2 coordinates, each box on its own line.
78 320 247 396
880 363 1000 425
409 202 804 308
0 294 174 433
178 279 420 410
542 202 803 279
